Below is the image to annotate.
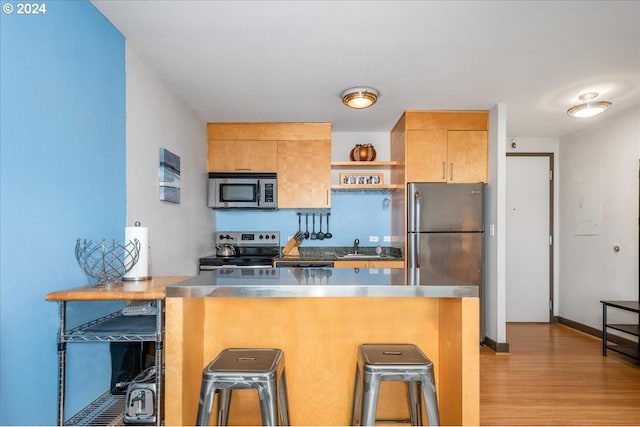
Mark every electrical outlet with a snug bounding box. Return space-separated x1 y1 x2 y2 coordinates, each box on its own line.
383 235 391 242
369 236 379 243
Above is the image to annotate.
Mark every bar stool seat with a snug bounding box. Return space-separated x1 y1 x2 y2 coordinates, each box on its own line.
351 343 440 426
196 348 290 426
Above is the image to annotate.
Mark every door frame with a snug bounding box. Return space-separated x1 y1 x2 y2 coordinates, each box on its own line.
506 152 555 322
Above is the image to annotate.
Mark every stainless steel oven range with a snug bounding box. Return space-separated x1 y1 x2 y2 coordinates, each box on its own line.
199 231 280 272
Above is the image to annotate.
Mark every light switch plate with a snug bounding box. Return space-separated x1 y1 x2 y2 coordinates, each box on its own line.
369 236 379 243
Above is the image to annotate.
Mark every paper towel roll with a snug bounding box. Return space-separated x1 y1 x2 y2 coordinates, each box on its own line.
123 224 150 280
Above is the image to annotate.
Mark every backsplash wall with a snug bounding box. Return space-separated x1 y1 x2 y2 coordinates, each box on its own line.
214 190 394 250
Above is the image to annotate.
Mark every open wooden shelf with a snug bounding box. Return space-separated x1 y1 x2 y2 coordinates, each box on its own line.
331 161 404 190
331 161 404 168
331 184 404 190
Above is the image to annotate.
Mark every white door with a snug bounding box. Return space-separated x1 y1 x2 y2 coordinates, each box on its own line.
506 155 552 322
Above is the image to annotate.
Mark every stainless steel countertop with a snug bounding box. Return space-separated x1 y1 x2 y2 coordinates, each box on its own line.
166 268 478 298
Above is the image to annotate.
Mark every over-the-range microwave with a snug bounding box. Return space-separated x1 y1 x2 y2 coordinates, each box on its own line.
207 172 277 209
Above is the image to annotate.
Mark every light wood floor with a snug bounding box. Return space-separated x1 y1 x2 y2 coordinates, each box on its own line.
480 323 640 425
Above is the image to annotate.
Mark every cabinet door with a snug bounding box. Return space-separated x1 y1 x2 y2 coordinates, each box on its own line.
207 140 278 172
406 130 447 182
447 131 488 183
369 260 405 268
277 139 331 208
333 260 369 268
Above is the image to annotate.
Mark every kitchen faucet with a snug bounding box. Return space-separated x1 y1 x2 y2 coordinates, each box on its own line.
353 238 359 254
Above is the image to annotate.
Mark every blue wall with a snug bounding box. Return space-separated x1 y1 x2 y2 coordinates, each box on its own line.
216 191 394 248
0 1 125 424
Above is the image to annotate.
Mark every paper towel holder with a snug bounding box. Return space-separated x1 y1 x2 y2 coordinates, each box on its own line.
123 221 151 281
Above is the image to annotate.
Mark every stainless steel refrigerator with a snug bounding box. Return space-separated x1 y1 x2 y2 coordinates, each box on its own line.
407 182 485 340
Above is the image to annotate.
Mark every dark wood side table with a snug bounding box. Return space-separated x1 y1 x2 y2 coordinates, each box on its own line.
601 300 640 361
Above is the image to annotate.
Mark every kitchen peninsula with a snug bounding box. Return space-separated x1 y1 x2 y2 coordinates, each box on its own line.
164 268 479 426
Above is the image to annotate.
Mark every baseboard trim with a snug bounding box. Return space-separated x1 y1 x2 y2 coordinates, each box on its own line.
557 316 601 338
557 316 637 346
487 318 634 355
483 335 510 353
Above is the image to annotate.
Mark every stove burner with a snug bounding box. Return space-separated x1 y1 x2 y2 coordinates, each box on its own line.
199 231 280 271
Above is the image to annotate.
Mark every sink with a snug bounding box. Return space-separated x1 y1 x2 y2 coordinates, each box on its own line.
336 254 391 259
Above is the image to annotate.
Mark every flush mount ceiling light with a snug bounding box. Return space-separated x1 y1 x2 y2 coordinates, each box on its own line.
342 87 378 109
567 92 612 118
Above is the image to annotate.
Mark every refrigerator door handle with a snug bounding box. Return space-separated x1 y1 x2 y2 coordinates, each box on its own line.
413 190 421 233
410 232 420 269
409 190 421 269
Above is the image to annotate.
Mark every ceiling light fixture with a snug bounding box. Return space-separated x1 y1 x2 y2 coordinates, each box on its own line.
342 87 378 109
567 92 612 118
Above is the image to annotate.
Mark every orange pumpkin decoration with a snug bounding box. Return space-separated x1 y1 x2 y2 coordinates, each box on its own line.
350 144 377 161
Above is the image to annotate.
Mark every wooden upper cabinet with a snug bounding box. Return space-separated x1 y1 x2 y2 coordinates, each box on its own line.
206 123 332 205
406 130 448 182
447 130 487 183
277 139 331 208
207 139 278 172
403 111 488 130
397 111 488 183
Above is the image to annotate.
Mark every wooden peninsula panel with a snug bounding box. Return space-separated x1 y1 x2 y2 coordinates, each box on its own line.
165 295 479 426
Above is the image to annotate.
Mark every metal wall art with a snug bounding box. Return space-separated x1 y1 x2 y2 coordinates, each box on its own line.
159 148 181 204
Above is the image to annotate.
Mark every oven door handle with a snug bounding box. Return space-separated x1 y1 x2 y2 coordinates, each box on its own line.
275 262 335 268
200 265 222 271
200 264 276 271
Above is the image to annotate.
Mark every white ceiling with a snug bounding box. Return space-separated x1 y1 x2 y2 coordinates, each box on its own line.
92 0 640 137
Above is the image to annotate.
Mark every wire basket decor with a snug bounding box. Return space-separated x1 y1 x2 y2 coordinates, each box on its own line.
75 238 141 285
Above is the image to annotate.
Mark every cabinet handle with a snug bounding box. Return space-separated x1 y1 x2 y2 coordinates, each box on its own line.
235 168 251 171
450 163 454 181
442 162 446 180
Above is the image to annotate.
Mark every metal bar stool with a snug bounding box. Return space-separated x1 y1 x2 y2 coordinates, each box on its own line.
196 348 290 426
351 344 440 426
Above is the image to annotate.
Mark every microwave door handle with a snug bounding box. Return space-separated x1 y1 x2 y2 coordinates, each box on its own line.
256 180 262 207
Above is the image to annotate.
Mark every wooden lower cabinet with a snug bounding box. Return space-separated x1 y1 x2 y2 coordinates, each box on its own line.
334 260 405 268
277 139 331 208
